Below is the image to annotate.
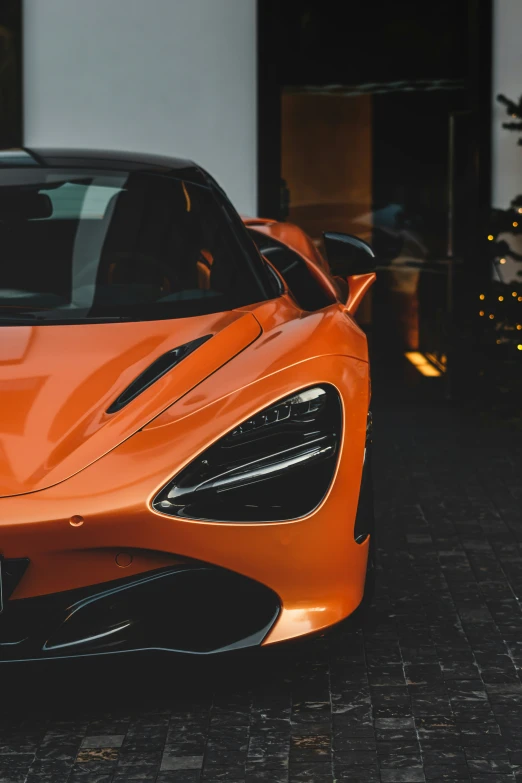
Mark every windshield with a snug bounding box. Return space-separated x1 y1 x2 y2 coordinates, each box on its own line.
0 168 268 324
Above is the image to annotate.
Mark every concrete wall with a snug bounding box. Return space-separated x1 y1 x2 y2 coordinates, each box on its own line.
492 0 522 283
492 0 522 209
23 0 257 215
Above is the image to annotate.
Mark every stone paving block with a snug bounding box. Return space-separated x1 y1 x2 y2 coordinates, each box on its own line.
156 772 200 783
160 753 203 771
380 769 426 782
81 735 126 748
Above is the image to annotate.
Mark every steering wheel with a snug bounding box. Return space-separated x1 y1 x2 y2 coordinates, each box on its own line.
73 251 179 293
99 251 179 292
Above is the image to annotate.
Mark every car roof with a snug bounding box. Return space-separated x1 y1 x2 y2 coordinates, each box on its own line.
0 147 209 185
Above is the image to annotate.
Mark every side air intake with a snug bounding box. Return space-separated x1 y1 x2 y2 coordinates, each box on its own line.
106 334 212 414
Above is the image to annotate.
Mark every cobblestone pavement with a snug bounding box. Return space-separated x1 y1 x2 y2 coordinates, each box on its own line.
2 393 521 783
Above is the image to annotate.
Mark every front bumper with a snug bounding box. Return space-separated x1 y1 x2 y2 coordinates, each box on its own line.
0 354 370 649
0 561 280 661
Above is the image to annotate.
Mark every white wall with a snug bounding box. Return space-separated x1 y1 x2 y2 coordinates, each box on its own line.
23 0 257 215
492 0 522 209
492 0 522 283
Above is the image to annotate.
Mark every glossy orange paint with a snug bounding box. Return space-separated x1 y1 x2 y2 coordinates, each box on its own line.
0 219 375 647
0 311 260 496
346 273 377 315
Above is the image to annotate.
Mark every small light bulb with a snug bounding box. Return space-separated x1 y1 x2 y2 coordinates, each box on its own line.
518 344 522 351
519 208 522 214
519 297 522 302
479 310 485 316
488 234 494 241
500 258 507 264
479 294 485 300
513 292 518 297
499 296 504 301
489 314 495 319
517 324 522 330
514 221 519 228
496 339 502 344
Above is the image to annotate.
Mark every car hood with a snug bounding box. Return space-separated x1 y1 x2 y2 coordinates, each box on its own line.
0 311 261 497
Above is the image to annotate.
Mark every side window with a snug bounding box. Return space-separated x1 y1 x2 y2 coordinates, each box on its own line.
248 228 334 312
206 181 280 301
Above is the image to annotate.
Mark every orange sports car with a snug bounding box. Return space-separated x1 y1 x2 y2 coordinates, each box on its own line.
0 148 376 661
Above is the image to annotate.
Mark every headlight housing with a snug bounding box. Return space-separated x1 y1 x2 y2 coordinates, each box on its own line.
153 384 342 522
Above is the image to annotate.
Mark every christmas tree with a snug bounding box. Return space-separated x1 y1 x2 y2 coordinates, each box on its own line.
480 93 522 355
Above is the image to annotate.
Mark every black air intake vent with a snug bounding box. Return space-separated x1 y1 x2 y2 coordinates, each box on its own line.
107 334 212 414
0 557 30 613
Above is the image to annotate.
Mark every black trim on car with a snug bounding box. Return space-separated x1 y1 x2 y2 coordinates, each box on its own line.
0 561 281 661
354 411 374 544
106 335 212 414
0 557 29 614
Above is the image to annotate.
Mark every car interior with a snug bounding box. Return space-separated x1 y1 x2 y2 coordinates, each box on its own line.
247 227 335 312
0 173 250 317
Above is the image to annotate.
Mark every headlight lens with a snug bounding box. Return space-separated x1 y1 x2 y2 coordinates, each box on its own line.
153 384 342 522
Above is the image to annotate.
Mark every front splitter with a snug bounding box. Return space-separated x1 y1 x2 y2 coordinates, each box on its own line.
0 563 280 662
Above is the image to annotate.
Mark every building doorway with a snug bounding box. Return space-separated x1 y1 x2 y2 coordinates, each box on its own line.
258 1 491 370
0 0 22 149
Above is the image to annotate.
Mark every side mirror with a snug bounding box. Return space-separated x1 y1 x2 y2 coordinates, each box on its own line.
323 232 376 316
323 232 376 277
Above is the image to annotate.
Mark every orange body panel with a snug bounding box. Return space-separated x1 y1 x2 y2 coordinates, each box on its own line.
346 272 377 315
0 213 374 648
0 311 260 496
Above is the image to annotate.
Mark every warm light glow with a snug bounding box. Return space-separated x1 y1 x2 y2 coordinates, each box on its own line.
489 314 495 319
500 258 507 264
405 352 441 377
405 352 425 366
519 208 522 214
496 339 502 345
425 353 447 373
514 222 519 228
518 345 522 351
519 297 522 302
517 324 522 330
513 292 518 297
499 296 504 301
479 310 485 316
479 294 485 300
488 234 494 241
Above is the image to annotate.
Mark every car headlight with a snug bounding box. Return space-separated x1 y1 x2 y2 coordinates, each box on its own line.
152 384 342 522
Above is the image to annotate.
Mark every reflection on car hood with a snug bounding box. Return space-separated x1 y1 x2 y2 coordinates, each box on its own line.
0 311 261 497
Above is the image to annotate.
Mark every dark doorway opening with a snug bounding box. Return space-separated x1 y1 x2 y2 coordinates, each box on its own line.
258 0 492 391
0 0 22 148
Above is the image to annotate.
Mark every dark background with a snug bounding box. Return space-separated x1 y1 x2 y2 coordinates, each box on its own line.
0 0 22 148
258 0 494 393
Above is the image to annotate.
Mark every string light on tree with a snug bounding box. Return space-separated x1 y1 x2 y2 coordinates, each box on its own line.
480 92 522 357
